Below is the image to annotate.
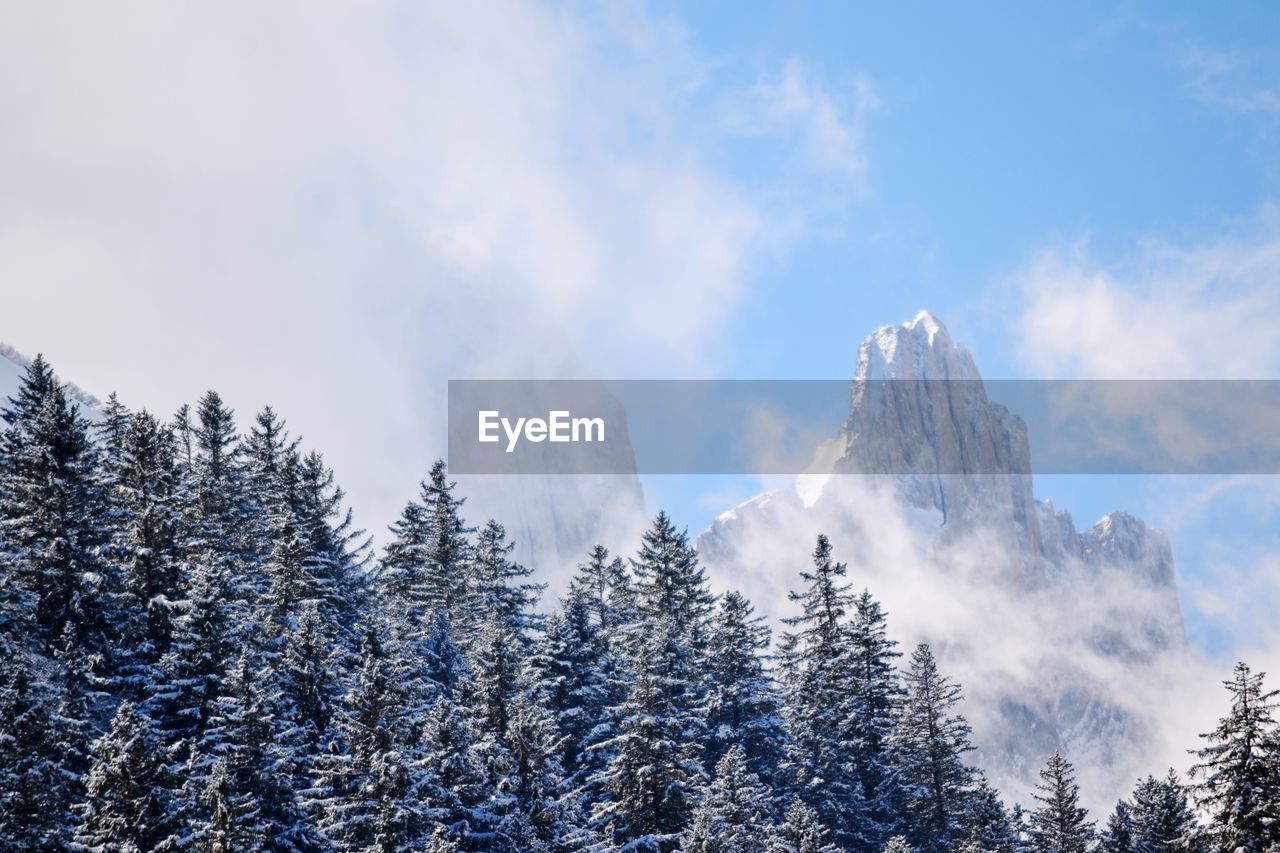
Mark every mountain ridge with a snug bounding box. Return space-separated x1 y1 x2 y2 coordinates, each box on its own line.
699 310 1189 809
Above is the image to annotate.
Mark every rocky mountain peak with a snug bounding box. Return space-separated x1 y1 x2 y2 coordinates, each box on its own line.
856 309 980 382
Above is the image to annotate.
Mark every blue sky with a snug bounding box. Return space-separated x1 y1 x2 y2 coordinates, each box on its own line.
632 2 1280 658
3 1 1279 661
680 1 1280 381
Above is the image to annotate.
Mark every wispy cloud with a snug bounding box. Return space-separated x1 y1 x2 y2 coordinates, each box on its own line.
743 59 878 185
1183 47 1280 116
699 476 1220 815
1001 211 1280 378
0 1 875 537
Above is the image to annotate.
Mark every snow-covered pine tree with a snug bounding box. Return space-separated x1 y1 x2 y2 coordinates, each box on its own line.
241 406 296 517
264 597 349 824
296 448 371 625
313 629 399 846
765 797 839 853
541 544 634 813
493 692 569 850
418 691 492 848
363 747 432 853
96 392 131 471
470 607 525 746
1027 752 1094 853
591 512 713 850
149 549 232 769
893 643 978 853
570 544 635 643
172 403 195 473
187 391 246 540
381 460 475 643
0 647 76 847
881 837 915 853
778 534 870 850
189 651 318 850
1189 661 1280 853
473 519 544 647
683 745 773 853
1128 769 1200 852
629 511 714 648
0 356 110 657
1100 799 1135 853
591 613 706 851
196 757 243 853
261 446 322 625
183 391 259 640
846 588 906 846
105 410 187 699
962 775 1019 853
528 588 611 790
73 700 172 850
703 590 787 803
421 614 469 702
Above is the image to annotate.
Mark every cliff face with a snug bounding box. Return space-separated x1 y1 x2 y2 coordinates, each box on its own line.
700 311 1188 807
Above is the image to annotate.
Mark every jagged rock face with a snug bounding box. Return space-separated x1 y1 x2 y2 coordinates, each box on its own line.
822 312 1044 582
805 313 1186 621
699 311 1189 809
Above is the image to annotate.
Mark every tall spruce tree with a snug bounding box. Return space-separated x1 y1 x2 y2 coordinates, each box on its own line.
779 534 870 850
0 648 75 847
472 519 544 646
893 643 977 853
0 357 110 656
593 615 711 849
494 692 568 850
150 550 232 764
314 628 415 848
1129 770 1200 852
703 591 787 802
592 513 713 850
683 745 773 853
382 461 475 643
105 410 186 698
73 700 172 850
963 775 1019 853
528 590 612 790
766 797 839 853
1101 799 1135 853
183 391 258 639
1189 662 1280 853
846 588 906 846
570 544 635 643
418 692 492 848
190 651 317 850
1027 752 1094 853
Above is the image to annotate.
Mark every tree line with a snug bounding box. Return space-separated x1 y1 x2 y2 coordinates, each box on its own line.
0 357 1277 851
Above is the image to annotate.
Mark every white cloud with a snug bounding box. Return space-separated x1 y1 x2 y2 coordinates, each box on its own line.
992 219 1280 806
1184 48 1280 116
698 476 1239 815
741 58 878 185
0 1 871 538
1005 213 1280 378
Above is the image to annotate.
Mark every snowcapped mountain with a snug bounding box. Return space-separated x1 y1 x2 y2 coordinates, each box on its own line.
699 311 1189 808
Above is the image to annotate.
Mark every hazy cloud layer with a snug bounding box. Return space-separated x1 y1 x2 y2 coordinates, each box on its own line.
0 1 871 536
699 477 1224 815
1005 213 1280 379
